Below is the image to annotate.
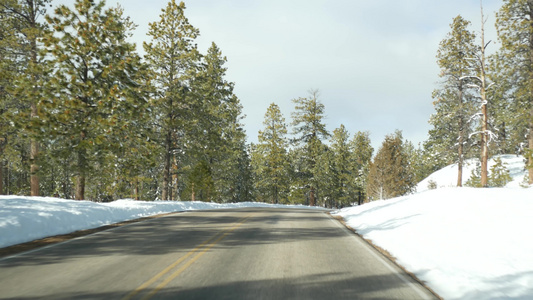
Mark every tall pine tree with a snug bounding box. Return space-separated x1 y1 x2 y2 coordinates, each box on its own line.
1 0 51 196
252 103 290 204
329 125 352 208
350 131 373 204
291 90 329 206
495 0 533 184
430 15 478 187
143 0 201 200
41 0 148 200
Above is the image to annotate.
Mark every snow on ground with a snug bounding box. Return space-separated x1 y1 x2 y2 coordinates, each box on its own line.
0 197 323 249
417 154 527 192
1 154 532 299
334 155 533 299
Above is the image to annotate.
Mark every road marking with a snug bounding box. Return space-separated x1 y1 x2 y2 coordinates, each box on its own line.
122 214 253 300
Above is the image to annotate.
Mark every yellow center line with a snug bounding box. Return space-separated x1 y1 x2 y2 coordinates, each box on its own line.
122 214 253 300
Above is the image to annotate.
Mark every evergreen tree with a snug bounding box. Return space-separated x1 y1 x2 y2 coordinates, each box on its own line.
350 131 373 204
367 131 416 200
489 157 512 187
495 0 533 184
315 143 335 207
1 0 51 196
252 103 290 204
286 147 307 204
193 42 247 202
466 161 482 187
329 125 352 208
0 1 18 194
143 0 201 200
430 15 478 187
40 0 149 200
291 90 330 206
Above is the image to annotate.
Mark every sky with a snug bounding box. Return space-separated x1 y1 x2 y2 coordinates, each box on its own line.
54 0 503 150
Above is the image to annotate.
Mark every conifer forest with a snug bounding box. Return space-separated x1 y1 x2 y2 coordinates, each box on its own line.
1 0 532 206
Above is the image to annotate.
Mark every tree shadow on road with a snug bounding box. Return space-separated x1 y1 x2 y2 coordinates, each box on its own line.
0 209 343 267
0 272 432 300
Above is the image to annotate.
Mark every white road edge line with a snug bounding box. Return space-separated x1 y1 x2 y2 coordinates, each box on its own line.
327 214 433 300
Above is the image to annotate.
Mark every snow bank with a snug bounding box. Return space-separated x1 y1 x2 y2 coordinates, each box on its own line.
0 196 323 249
334 154 533 299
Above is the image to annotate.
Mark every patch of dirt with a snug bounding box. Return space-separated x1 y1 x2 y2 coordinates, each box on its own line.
0 211 179 258
329 213 443 300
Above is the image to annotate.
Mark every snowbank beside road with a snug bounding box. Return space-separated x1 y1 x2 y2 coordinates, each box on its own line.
0 197 322 249
334 154 533 299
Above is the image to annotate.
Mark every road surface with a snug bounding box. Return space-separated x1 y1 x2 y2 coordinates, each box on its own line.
0 208 436 299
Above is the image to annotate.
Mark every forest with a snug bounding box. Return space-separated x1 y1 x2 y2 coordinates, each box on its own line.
1 0 532 206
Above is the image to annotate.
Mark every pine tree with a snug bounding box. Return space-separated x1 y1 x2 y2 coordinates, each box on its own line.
466 161 482 187
40 0 148 200
489 157 512 187
430 15 478 187
291 90 330 206
1 0 51 196
144 0 201 200
0 1 18 194
367 131 415 200
252 103 290 204
495 0 533 184
329 125 352 208
315 143 335 207
350 131 373 204
193 42 247 202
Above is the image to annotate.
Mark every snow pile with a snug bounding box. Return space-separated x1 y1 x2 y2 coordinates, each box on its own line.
334 155 533 299
417 154 526 192
0 196 323 249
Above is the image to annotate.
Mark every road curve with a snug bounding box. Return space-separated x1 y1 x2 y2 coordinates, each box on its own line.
0 208 436 299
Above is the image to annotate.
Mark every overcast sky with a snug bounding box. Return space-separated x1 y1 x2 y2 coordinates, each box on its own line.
55 0 503 150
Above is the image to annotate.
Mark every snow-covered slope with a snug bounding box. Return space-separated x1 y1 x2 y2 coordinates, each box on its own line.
417 154 526 192
334 155 533 299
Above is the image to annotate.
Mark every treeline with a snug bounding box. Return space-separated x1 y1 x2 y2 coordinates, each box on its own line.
1 0 251 202
1 0 532 205
250 93 424 207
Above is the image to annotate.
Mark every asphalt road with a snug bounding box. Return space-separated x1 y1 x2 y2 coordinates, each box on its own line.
0 208 437 299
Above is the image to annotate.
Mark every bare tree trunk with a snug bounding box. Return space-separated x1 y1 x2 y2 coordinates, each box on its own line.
172 157 179 200
0 137 4 195
526 0 533 179
457 87 464 187
29 5 39 197
75 131 87 200
457 144 464 187
162 130 171 201
309 186 315 206
133 177 139 200
75 173 85 200
191 183 195 201
0 159 3 195
480 2 489 187
30 122 39 196
529 122 533 184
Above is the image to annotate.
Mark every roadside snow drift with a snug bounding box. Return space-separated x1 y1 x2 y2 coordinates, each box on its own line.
0 197 322 249
334 155 533 299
